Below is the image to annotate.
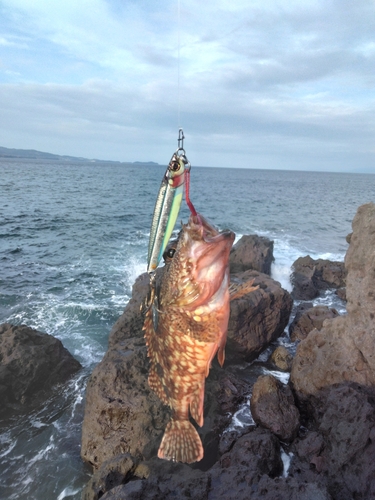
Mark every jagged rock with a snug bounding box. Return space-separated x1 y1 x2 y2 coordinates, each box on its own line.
82 454 138 500
253 476 332 500
289 305 340 342
250 375 300 442
100 458 210 500
0 323 81 417
291 203 375 397
227 270 293 362
229 235 274 275
291 256 346 300
268 346 293 371
289 384 375 500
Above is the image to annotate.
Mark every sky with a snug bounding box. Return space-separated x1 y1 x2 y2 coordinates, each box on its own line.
0 0 374 173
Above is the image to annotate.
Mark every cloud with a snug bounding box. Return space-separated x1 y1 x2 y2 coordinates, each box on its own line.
0 0 374 172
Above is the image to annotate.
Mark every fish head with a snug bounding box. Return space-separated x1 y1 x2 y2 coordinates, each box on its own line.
162 214 235 308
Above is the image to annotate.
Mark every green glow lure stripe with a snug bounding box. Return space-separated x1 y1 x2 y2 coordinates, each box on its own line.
147 156 185 273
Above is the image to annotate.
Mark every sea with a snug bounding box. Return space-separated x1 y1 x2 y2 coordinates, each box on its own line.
0 158 374 499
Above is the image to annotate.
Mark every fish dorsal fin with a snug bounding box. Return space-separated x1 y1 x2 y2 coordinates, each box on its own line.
229 279 259 301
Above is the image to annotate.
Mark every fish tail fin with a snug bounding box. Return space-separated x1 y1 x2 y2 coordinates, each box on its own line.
158 418 203 463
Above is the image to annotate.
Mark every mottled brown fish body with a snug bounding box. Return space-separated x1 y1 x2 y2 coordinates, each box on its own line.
144 213 235 463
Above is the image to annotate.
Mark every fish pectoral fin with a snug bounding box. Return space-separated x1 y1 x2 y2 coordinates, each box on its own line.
217 344 225 367
229 279 259 301
158 418 203 464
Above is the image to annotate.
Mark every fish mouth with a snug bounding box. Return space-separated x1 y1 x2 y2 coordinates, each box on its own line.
186 213 235 284
189 213 234 245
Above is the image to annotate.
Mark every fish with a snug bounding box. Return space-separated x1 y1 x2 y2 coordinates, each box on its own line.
143 213 258 463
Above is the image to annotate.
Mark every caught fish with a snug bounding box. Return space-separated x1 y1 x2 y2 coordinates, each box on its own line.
143 213 258 463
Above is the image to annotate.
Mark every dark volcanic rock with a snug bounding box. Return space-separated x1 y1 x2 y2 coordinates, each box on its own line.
82 454 138 500
289 305 340 342
227 270 293 362
268 345 293 372
100 458 210 500
289 384 375 500
291 256 346 300
291 203 375 397
250 375 300 442
208 428 283 500
0 323 81 417
253 476 332 500
229 235 274 275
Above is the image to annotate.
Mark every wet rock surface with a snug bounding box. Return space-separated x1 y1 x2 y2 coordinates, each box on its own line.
289 305 340 342
250 375 300 442
229 234 274 275
291 256 346 300
0 323 81 418
291 203 375 397
268 345 293 371
227 270 293 362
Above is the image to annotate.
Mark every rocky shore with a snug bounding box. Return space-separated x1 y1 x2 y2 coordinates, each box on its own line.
0 323 82 419
79 202 375 500
2 204 374 499
77 204 375 500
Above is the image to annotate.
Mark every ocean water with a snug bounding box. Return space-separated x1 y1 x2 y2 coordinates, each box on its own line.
0 158 374 499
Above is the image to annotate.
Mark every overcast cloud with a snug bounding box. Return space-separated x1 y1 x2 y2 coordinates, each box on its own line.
0 0 374 172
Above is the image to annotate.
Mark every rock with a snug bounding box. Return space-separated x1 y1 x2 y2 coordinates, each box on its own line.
291 256 346 300
229 235 274 275
82 454 138 500
100 457 210 500
253 475 332 500
250 375 300 442
208 429 283 500
290 384 375 500
81 271 250 470
0 323 81 417
291 203 375 397
289 305 340 342
268 346 293 371
227 270 293 362
336 287 346 301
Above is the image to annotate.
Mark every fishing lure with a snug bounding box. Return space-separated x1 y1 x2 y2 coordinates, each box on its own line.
147 129 196 273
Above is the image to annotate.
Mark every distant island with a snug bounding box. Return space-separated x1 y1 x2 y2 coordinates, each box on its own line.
0 146 159 165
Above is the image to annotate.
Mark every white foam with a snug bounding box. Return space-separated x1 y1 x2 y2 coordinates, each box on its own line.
0 439 16 459
261 368 290 384
281 448 293 477
226 398 255 433
57 487 81 500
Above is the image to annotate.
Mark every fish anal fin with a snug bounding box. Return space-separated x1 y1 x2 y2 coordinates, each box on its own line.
158 418 203 464
229 279 259 301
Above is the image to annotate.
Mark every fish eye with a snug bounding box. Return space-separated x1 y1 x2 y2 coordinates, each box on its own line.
163 246 176 261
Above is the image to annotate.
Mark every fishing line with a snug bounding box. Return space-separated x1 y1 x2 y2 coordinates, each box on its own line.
177 0 181 130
